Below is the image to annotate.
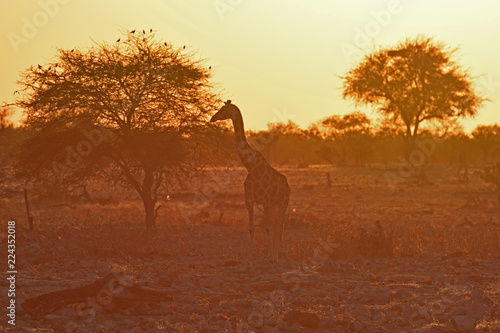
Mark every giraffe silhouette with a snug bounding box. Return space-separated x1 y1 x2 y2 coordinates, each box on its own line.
210 100 290 263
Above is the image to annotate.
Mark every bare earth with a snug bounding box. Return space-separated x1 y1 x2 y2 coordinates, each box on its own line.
1 165 499 332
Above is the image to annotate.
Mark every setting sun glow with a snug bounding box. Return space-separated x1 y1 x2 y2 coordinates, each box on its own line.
1 1 499 131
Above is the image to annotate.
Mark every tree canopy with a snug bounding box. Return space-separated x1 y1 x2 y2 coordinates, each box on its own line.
14 30 220 229
342 36 485 148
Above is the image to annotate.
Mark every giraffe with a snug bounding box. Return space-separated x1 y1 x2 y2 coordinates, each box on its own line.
210 100 290 263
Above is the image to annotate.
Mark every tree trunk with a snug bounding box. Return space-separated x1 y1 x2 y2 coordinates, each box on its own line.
143 196 157 231
141 168 157 231
404 126 419 160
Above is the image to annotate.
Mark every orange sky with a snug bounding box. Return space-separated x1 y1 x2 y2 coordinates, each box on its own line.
1 0 499 132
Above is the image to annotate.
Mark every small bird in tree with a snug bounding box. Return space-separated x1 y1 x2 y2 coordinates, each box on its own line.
13 90 19 95
164 42 167 46
71 49 74 52
209 66 211 69
150 28 152 33
15 30 218 231
116 38 120 43
38 64 42 69
143 30 145 34
183 45 186 49
131 29 136 34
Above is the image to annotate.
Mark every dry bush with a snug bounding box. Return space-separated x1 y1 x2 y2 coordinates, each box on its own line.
283 207 499 262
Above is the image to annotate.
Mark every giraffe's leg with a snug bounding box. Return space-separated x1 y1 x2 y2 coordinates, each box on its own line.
245 198 254 262
274 207 286 263
279 192 290 246
274 194 289 263
263 203 273 259
264 203 278 262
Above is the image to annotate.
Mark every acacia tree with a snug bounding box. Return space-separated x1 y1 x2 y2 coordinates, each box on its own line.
15 30 219 230
342 36 485 152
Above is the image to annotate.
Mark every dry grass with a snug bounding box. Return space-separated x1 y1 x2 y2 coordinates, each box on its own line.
2 164 500 332
2 164 499 267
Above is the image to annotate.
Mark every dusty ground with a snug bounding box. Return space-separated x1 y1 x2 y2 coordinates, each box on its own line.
1 164 500 332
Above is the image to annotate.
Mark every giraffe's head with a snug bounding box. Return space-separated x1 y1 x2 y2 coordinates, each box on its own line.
210 100 239 122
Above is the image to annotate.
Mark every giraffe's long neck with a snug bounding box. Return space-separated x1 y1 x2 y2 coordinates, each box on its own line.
231 110 247 145
231 109 257 167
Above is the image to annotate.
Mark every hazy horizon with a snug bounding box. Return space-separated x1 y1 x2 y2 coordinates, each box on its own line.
1 0 499 132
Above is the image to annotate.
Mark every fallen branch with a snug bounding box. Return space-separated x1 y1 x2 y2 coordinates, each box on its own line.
23 273 173 320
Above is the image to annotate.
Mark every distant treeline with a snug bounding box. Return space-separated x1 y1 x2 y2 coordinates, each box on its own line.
206 113 500 167
1 113 499 173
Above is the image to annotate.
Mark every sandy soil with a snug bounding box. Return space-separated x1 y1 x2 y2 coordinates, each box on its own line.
1 164 499 332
